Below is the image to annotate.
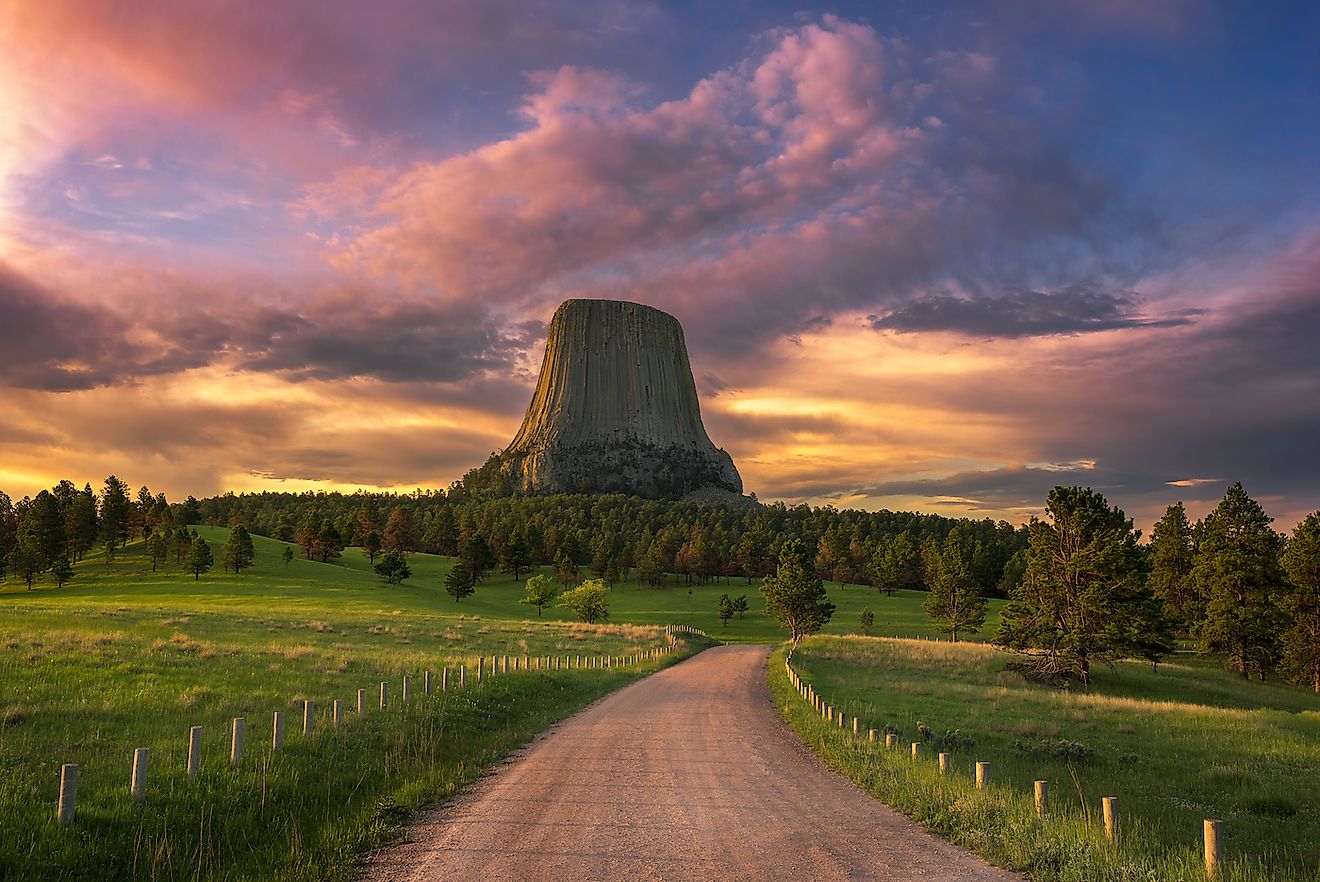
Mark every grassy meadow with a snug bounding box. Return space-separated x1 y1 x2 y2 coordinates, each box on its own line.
0 527 707 881
775 637 1320 881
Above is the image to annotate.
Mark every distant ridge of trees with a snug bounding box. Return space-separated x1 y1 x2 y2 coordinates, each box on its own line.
1 475 1318 690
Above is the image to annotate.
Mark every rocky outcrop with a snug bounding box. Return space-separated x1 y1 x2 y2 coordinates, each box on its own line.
491 299 742 498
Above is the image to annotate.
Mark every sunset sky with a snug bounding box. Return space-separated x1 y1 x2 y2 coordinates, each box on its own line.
1 1 1317 530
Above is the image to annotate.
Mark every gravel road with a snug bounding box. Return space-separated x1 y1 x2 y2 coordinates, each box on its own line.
358 644 1021 881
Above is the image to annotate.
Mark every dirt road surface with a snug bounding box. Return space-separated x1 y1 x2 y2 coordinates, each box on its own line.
358 644 1021 881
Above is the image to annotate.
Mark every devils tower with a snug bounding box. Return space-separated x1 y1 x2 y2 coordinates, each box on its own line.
481 299 742 499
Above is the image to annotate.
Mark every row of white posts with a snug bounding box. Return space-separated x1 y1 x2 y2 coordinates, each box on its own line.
782 655 1225 878
55 640 685 826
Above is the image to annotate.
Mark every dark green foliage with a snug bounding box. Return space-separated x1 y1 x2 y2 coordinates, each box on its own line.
1149 502 1197 628
363 530 383 563
718 593 734 628
859 606 874 635
996 486 1169 687
222 525 256 574
444 559 475 601
99 475 131 547
760 538 835 647
144 533 167 571
186 536 213 580
1011 738 1095 764
732 594 749 619
922 529 987 641
553 547 579 586
500 530 534 581
315 520 344 563
49 555 74 589
1280 512 1320 691
374 551 412 584
1192 482 1287 678
281 545 294 568
459 532 495 583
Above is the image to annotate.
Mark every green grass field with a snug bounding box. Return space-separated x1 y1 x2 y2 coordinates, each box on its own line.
0 528 708 881
7 526 1317 881
776 636 1320 881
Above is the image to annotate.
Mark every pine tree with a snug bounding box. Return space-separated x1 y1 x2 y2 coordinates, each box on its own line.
315 520 343 563
1280 512 1320 692
760 539 835 647
923 532 987 642
363 530 383 564
445 559 476 602
638 543 667 587
223 525 256 574
860 607 874 635
281 546 294 569
383 507 419 553
186 536 214 581
553 547 579 586
99 475 131 547
732 594 749 619
374 551 412 584
995 486 1168 687
1149 502 1198 628
145 533 167 572
460 532 495 583
1191 482 1286 678
500 531 534 581
718 594 734 628
50 555 74 589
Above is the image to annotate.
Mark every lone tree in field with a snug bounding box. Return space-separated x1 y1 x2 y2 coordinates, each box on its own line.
732 594 749 619
445 559 476 601
281 546 294 569
186 536 214 581
222 525 255 575
50 555 74 589
1149 502 1198 628
363 530 383 564
1280 511 1320 691
760 539 835 648
374 551 411 585
718 594 734 629
860 607 874 636
995 486 1169 687
560 578 610 623
1191 482 1286 678
521 573 559 616
145 533 167 572
922 530 987 642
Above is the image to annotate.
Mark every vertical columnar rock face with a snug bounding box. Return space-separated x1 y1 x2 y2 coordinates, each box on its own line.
498 299 742 498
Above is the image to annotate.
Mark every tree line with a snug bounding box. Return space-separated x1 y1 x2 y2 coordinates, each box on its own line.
2 476 1316 691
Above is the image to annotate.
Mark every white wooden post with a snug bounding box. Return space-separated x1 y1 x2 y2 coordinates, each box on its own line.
976 761 989 789
303 699 315 736
231 717 245 765
131 748 149 803
57 764 77 825
1204 819 1223 877
1103 797 1118 841
187 725 203 778
272 711 285 753
333 700 344 728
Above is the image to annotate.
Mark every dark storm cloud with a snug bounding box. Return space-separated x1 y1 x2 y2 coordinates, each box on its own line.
866 286 1201 338
0 262 212 391
234 300 541 384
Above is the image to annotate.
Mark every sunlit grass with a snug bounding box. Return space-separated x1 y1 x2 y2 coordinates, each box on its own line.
776 637 1320 881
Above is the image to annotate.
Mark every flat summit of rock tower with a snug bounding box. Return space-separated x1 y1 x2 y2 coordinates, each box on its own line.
488 299 743 498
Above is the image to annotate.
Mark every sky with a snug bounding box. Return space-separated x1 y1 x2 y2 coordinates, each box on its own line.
1 0 1318 531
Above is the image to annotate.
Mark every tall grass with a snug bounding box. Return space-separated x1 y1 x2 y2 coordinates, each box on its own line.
775 638 1320 882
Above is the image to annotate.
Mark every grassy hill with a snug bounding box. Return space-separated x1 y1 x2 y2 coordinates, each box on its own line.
0 528 707 881
776 637 1320 881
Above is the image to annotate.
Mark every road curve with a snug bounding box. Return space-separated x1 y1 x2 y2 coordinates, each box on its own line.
358 644 1021 881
